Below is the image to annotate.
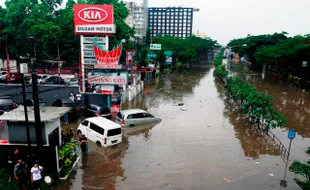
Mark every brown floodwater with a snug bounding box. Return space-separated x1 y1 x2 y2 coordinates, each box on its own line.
55 66 302 190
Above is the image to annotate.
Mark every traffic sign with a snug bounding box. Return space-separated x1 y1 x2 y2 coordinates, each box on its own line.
150 44 161 50
288 130 296 140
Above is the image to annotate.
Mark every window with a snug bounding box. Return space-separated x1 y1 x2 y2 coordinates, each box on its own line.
90 123 104 135
82 120 89 127
107 128 122 137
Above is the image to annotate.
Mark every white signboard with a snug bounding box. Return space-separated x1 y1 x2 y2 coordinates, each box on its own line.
84 58 98 65
75 24 116 34
88 73 128 85
302 61 307 67
150 44 162 50
83 36 106 44
83 51 96 58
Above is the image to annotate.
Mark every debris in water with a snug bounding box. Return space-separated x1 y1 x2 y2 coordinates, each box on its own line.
180 109 187 111
207 125 211 128
223 178 234 183
178 103 184 106
269 173 274 177
254 162 260 164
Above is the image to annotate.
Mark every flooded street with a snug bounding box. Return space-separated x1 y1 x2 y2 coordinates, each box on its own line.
55 66 301 190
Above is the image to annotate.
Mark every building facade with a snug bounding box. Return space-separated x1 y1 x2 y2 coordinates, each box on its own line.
148 7 194 38
125 0 148 38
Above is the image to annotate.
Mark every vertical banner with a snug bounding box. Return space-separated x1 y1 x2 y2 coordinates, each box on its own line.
57 45 61 81
164 50 173 65
5 43 10 78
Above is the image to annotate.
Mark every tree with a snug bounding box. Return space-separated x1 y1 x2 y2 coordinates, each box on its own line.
289 147 310 189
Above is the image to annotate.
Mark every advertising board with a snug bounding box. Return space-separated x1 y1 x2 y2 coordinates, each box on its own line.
74 5 116 35
88 73 128 85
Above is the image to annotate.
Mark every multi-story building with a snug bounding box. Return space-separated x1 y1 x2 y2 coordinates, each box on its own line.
125 0 148 38
148 7 198 38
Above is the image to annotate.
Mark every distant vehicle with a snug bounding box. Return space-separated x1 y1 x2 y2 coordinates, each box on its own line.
0 98 18 115
24 76 32 84
69 78 79 85
0 71 8 81
37 75 48 83
52 99 77 120
80 104 111 120
41 76 65 85
5 72 23 83
116 109 161 127
25 98 48 107
77 117 122 147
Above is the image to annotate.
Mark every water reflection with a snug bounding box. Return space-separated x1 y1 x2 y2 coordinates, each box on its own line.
214 77 281 159
226 60 310 137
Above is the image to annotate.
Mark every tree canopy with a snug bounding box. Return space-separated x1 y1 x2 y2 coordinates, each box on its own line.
0 0 134 66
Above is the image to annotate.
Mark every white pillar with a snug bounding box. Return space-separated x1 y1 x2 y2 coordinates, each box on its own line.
105 36 109 51
80 35 85 93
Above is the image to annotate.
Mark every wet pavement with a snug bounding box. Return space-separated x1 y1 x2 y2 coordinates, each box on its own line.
55 66 302 190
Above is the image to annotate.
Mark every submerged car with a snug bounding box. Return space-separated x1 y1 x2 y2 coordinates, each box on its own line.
80 104 112 120
116 109 161 127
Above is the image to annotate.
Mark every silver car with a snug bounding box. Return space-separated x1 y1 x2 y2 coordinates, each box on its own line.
116 109 161 127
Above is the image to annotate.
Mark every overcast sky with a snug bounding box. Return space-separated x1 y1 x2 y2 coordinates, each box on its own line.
1 0 309 45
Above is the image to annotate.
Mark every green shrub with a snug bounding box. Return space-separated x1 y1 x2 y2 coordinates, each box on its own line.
215 65 228 79
289 148 310 189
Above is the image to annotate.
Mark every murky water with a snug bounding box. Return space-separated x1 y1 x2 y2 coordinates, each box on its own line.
55 66 301 190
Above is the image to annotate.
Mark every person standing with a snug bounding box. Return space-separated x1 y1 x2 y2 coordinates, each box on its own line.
31 163 44 190
76 93 82 105
79 135 88 154
69 128 74 139
14 159 27 190
64 113 69 124
53 93 58 102
69 91 75 102
7 149 21 182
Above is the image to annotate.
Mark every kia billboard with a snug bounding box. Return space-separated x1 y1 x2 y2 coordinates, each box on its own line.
74 4 116 35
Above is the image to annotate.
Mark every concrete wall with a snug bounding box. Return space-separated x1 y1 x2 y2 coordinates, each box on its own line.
7 122 46 144
128 81 144 102
45 119 61 146
0 84 79 105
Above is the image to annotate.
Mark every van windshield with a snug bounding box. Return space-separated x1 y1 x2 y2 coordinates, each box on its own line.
107 128 122 137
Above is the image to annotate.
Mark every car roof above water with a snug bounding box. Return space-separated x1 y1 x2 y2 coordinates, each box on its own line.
119 109 147 116
86 117 121 130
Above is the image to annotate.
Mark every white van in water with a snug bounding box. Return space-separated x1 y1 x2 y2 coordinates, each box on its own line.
77 117 122 147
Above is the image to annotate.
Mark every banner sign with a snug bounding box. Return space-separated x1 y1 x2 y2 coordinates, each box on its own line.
111 104 120 113
150 44 161 50
74 5 115 35
164 50 173 65
93 41 122 69
88 73 127 85
126 50 135 65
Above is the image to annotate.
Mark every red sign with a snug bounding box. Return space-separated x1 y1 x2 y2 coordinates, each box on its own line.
101 89 114 95
0 121 5 127
74 5 115 35
111 104 120 113
94 42 122 69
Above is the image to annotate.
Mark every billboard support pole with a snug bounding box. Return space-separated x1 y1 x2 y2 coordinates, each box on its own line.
105 36 109 51
81 35 85 93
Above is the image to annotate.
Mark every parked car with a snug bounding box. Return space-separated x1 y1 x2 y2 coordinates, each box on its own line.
0 98 18 115
5 72 23 83
116 109 161 127
69 78 79 85
77 117 122 147
25 98 48 107
80 104 112 120
37 75 48 83
41 76 65 85
0 71 8 81
52 99 77 120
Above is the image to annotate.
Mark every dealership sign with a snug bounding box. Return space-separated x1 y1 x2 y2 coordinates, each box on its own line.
88 73 127 85
74 5 116 35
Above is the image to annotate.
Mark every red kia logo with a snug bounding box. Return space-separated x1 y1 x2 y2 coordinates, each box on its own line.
78 7 108 23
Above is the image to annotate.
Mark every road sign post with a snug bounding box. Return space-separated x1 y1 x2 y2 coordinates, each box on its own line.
287 129 296 161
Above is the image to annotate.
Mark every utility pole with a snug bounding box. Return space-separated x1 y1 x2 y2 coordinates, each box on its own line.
29 37 43 148
21 72 31 154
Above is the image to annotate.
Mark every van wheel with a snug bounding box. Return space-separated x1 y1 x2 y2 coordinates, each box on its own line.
129 124 135 127
77 130 82 136
96 141 101 147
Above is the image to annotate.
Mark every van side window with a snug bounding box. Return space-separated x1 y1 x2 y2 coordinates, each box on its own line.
142 113 151 118
127 114 133 119
90 122 104 135
82 120 89 127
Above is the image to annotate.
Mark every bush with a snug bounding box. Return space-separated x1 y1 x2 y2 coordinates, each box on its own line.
213 49 224 66
215 65 228 79
59 142 77 176
289 148 310 189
